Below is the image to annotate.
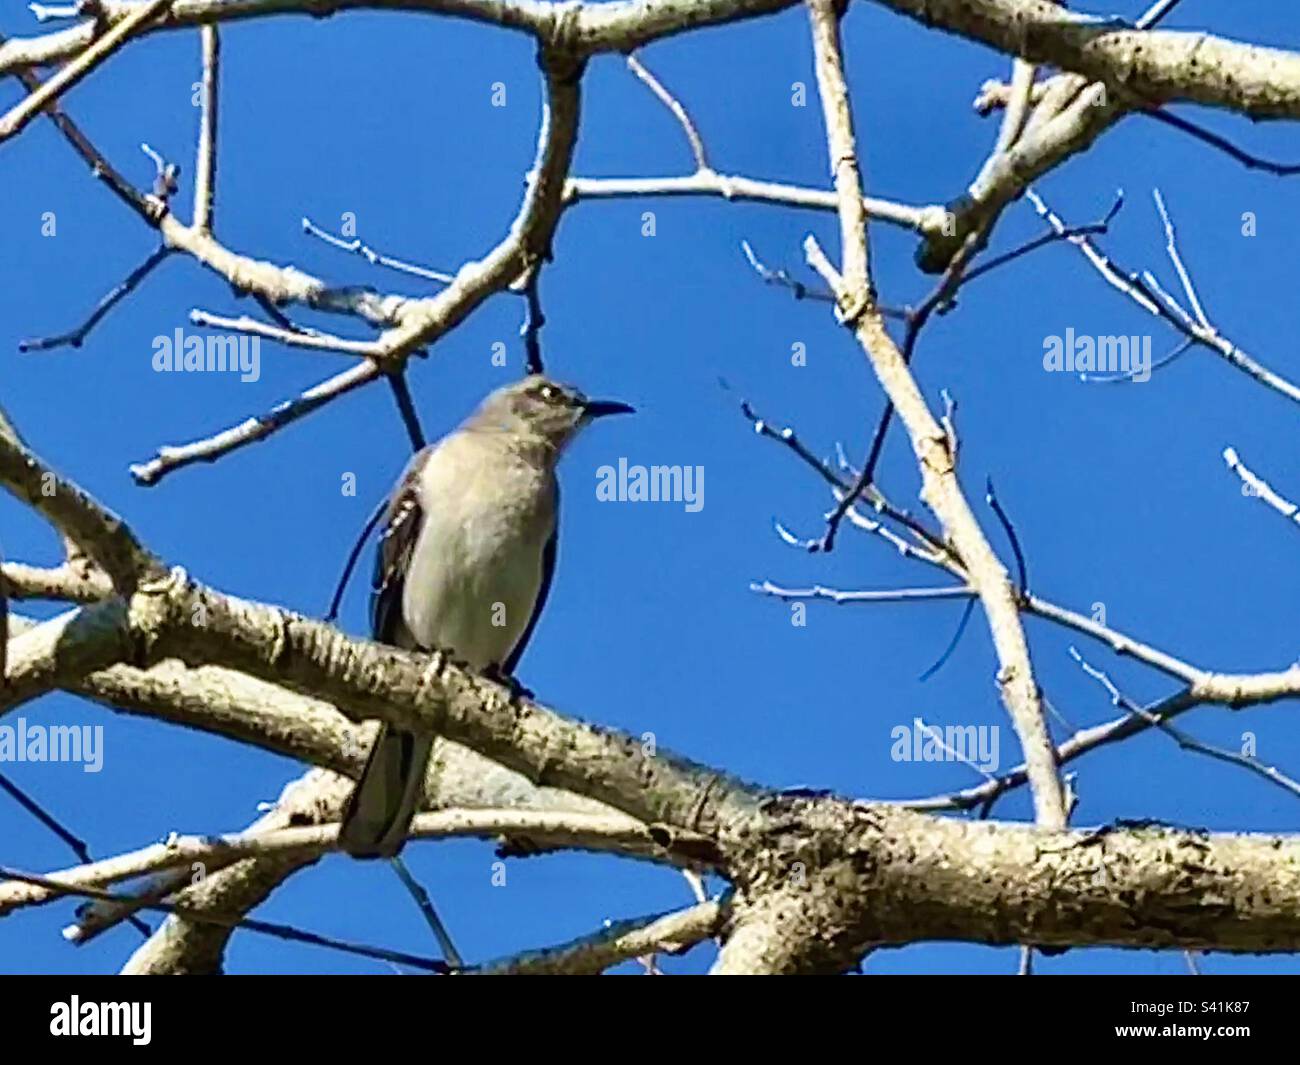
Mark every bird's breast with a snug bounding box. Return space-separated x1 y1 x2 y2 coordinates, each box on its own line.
401 460 554 671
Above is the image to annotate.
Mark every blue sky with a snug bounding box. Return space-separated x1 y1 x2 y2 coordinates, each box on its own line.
2 0 1300 974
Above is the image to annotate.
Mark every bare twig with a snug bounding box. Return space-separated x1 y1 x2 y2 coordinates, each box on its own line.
475 899 724 975
301 216 457 286
1082 336 1194 384
0 773 151 936
995 59 1037 154
325 495 388 623
140 141 179 201
386 371 427 453
737 399 952 564
193 24 220 233
130 362 382 486
1 45 159 223
27 3 86 23
389 856 463 968
1 808 660 916
1151 188 1209 327
750 580 972 605
1137 0 1186 29
19 245 171 352
627 53 708 171
984 477 1028 593
1223 447 1300 531
739 239 846 306
1028 188 1300 407
1140 107 1300 176
566 173 936 232
807 0 871 300
917 717 999 783
520 264 546 375
188 309 386 357
0 864 448 972
1071 648 1300 801
919 598 977 681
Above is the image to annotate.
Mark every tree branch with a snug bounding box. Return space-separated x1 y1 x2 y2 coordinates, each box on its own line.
804 0 1064 829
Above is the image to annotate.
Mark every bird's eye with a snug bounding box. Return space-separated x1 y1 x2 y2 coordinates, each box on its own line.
539 385 559 402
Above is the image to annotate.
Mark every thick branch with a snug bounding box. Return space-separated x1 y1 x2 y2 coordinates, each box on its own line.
712 796 1300 972
1 561 113 603
8 0 1300 123
875 0 1300 119
0 419 161 592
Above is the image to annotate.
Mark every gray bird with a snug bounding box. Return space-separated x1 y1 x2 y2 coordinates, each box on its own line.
338 374 634 858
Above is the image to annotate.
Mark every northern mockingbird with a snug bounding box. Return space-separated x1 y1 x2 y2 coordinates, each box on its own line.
338 374 633 858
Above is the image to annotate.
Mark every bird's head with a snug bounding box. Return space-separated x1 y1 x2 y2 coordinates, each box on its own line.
477 374 634 451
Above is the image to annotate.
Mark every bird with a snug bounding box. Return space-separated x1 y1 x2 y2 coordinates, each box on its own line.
338 374 634 858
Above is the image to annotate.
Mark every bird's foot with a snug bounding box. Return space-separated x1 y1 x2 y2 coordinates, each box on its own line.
483 664 534 701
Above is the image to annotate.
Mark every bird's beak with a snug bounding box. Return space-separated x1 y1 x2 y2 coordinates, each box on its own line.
583 398 636 419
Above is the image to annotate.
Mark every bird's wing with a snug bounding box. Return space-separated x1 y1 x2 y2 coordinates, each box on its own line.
371 449 429 644
502 480 558 677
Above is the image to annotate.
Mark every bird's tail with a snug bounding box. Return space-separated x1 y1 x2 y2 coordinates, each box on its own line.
339 724 434 859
